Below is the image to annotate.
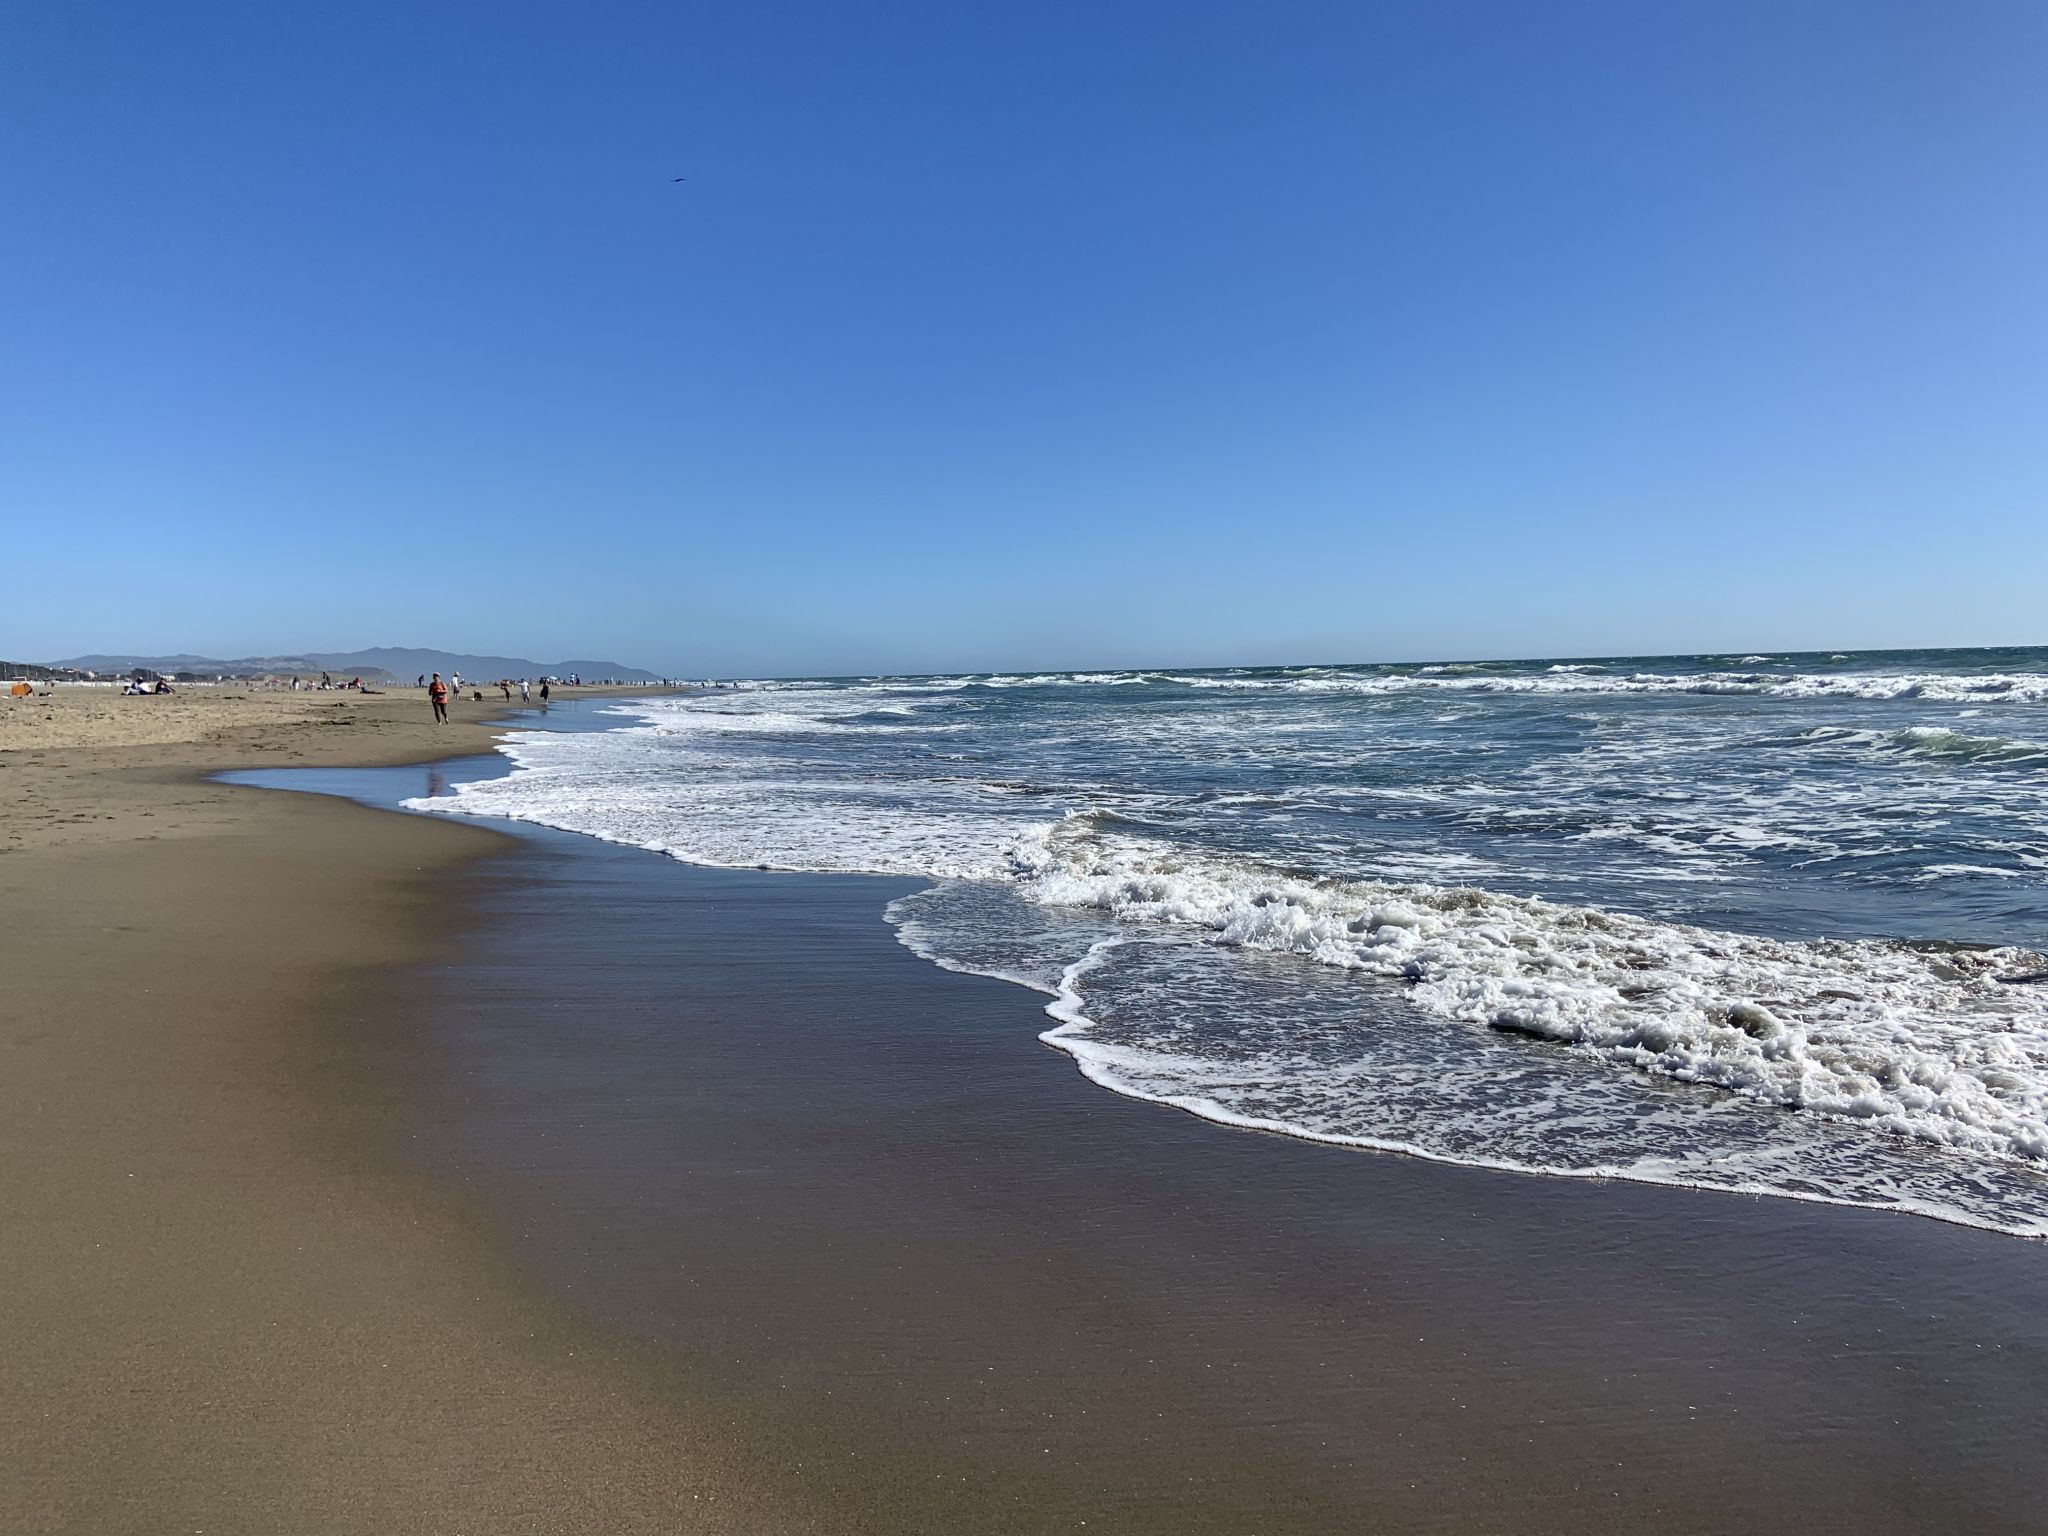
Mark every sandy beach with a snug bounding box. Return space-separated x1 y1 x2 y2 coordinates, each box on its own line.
5 687 2046 1533
1 685 822 1534
13 0 2041 1526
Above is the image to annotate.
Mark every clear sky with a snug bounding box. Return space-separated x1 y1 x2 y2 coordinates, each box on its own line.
4 1 2043 676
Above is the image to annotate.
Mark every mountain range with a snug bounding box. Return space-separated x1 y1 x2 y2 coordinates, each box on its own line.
51 647 664 682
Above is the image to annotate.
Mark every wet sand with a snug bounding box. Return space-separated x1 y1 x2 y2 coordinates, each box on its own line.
5 694 2046 1532
389 817 2048 1535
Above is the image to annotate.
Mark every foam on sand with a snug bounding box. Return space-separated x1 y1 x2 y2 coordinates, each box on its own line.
1009 817 2048 1165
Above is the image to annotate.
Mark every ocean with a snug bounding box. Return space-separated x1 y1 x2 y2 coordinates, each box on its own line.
405 647 2048 1237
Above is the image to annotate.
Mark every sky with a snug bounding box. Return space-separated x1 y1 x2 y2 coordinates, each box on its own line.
3 0 2044 676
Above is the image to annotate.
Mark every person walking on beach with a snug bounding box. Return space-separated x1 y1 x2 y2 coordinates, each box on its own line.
519 678 530 702
428 672 449 724
539 679 551 704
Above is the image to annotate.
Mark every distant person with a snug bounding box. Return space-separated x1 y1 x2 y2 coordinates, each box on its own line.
451 672 462 693
428 672 449 724
519 679 530 702
417 674 426 688
539 680 550 704
500 681 512 700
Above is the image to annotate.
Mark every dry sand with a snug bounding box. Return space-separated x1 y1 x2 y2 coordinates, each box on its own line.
0 679 619 761
1 685 826 1534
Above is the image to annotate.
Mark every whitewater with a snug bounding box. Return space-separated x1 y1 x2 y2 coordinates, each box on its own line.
406 647 2048 1236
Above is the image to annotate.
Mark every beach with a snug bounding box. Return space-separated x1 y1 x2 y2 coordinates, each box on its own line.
4 685 2046 1533
0 686 818 1533
11 0 2039 1524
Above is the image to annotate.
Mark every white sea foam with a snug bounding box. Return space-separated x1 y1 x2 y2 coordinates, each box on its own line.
1003 819 2048 1163
722 664 2048 706
1150 669 2048 704
891 883 2048 1238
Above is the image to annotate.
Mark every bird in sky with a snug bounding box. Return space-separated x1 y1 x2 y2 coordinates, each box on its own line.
672 177 686 182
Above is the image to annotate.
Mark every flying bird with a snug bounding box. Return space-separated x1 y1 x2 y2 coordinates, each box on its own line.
672 176 686 182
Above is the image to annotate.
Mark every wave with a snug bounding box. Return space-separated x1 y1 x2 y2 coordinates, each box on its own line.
731 664 2048 706
1009 818 2048 1165
644 704 961 736
1016 935 2048 1237
1157 670 2048 704
1887 726 2048 764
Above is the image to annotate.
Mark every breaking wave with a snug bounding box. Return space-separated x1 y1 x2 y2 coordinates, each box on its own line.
1009 819 2048 1166
1888 726 2048 764
1156 669 2048 704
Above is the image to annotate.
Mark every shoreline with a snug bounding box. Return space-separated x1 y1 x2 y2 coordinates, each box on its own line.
1 685 831 1533
6 688 2046 1532
387 809 2048 1533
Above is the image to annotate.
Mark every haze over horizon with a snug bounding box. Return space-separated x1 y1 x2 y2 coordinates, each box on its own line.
5 1 2044 677
21 636 2048 685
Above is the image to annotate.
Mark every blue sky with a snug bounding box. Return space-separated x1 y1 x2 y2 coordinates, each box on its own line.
4 0 2043 675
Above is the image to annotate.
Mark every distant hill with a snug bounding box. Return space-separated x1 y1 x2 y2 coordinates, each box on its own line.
54 652 334 678
306 648 662 683
57 653 315 676
52 648 663 682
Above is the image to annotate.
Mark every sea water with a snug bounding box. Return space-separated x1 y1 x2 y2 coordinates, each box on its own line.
404 647 2048 1236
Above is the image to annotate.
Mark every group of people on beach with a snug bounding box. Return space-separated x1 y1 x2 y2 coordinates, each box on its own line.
426 672 548 723
279 674 366 691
